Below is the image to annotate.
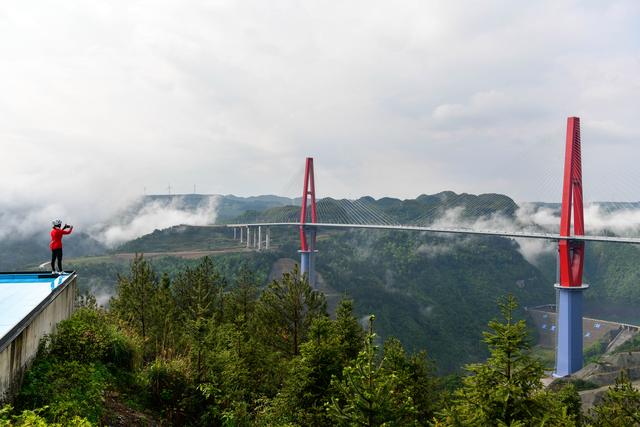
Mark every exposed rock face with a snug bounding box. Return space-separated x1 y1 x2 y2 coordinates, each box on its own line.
574 352 640 387
571 351 640 411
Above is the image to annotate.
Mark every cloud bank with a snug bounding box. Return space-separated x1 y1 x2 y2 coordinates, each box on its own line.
425 203 640 265
94 196 219 247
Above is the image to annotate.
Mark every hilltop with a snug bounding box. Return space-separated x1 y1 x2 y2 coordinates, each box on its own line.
6 191 640 372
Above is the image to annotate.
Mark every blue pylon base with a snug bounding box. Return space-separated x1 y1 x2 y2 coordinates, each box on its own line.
298 250 318 286
554 284 589 377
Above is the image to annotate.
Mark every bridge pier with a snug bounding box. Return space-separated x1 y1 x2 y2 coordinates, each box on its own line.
554 284 589 377
299 249 317 286
246 227 251 249
258 226 262 250
266 227 270 250
240 227 243 243
233 227 237 240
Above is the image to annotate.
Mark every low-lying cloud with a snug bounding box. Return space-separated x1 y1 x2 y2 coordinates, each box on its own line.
423 202 640 265
93 196 219 247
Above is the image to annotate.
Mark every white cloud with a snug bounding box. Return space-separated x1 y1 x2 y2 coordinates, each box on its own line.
421 201 640 264
94 196 219 247
0 0 639 236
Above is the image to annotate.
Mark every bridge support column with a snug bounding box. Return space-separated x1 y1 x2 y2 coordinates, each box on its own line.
266 227 270 250
258 226 262 251
299 250 317 287
233 228 237 240
246 227 251 249
555 284 589 377
240 227 243 243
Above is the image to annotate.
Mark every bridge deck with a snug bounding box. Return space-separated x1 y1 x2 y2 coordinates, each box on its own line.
223 222 640 244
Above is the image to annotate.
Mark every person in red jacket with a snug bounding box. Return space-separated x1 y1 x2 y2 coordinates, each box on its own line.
50 219 73 274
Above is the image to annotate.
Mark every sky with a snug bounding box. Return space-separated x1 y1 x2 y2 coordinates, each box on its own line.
1 0 640 234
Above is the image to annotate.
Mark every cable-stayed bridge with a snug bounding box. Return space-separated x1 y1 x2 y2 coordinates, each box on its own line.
226 117 640 378
229 221 640 245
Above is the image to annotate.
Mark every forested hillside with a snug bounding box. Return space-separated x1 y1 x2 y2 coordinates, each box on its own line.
4 256 638 426
5 192 640 374
55 192 640 372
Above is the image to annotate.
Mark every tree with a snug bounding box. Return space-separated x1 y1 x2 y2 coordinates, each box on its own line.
172 257 226 381
589 370 640 426
268 304 364 427
328 315 418 426
226 265 259 328
333 299 366 364
151 273 177 358
382 338 439 423
256 264 327 357
439 295 576 426
110 254 158 358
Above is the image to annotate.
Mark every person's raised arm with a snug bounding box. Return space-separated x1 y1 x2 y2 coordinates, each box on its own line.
62 224 73 235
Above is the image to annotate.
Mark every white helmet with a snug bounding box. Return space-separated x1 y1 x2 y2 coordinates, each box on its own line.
52 219 62 227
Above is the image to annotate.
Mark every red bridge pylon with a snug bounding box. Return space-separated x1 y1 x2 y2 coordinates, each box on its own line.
555 117 589 377
559 117 585 287
299 157 318 285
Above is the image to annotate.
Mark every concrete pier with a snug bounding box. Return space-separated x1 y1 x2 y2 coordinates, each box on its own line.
555 284 589 377
266 227 270 250
299 250 317 286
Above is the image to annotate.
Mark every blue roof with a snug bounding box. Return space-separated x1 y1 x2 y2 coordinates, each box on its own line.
0 273 69 340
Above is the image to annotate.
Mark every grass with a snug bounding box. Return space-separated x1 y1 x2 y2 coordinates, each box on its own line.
530 345 556 370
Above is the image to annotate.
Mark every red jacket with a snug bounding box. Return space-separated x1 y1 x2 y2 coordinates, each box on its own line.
50 227 72 250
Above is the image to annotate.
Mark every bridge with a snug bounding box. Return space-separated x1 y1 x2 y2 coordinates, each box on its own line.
226 117 639 378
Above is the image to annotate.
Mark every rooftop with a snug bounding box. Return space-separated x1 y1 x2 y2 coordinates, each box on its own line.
0 272 72 341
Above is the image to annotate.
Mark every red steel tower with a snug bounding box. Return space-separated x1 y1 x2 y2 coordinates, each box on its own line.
555 117 589 376
299 157 318 284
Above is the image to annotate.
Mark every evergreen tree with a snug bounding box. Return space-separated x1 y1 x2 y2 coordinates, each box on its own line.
333 299 366 363
328 315 418 426
110 254 158 358
226 265 259 328
382 338 439 423
151 272 177 358
256 264 327 357
439 295 576 426
589 370 640 426
268 302 365 426
172 257 226 381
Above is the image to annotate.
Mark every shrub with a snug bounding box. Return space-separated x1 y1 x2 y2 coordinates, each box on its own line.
47 308 140 369
0 404 91 426
142 358 192 423
17 361 110 423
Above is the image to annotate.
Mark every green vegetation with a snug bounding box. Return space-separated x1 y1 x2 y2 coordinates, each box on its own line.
49 192 640 374
584 338 610 365
584 242 640 312
64 223 554 373
316 230 552 372
614 334 640 353
115 226 236 253
439 295 580 426
6 257 640 426
12 308 139 425
530 345 556 370
588 371 640 425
